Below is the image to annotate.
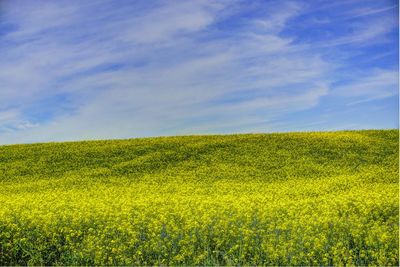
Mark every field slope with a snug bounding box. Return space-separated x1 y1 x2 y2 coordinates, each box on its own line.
0 130 398 265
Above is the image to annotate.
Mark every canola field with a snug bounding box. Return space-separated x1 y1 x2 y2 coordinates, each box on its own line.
0 130 398 266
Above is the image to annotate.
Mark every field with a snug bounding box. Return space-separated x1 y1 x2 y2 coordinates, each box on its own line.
0 130 398 265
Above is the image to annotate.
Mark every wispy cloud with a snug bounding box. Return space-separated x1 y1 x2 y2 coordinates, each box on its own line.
346 5 398 19
0 0 398 144
333 70 398 105
323 17 396 47
0 109 19 124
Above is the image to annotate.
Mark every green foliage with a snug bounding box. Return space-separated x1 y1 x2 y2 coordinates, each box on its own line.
0 130 398 265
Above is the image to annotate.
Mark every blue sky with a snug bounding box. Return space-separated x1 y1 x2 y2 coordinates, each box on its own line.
0 0 398 144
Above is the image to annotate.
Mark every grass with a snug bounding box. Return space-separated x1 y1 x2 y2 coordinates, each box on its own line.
0 129 398 265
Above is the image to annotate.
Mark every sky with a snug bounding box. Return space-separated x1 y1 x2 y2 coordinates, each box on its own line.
0 0 398 145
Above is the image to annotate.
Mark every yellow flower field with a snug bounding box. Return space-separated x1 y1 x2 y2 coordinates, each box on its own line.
0 130 398 265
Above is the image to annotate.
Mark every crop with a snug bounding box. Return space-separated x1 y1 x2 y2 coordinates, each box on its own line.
0 130 398 265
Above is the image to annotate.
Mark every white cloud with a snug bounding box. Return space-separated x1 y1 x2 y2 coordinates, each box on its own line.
254 1 302 33
318 17 396 47
15 121 39 130
0 109 20 124
333 70 398 105
346 5 398 19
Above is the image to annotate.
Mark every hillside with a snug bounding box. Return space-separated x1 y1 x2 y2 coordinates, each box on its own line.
0 130 398 265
